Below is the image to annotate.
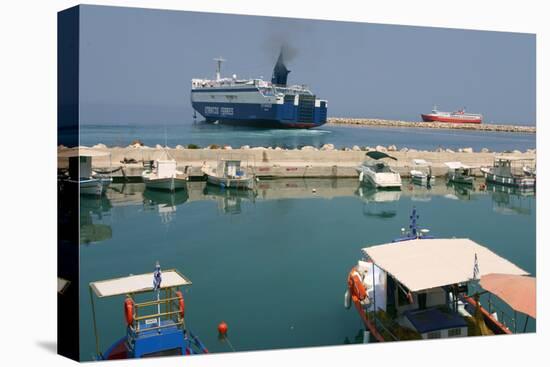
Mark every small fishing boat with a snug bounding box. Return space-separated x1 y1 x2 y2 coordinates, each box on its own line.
409 159 434 186
60 148 113 196
481 157 536 189
202 158 255 190
445 161 475 185
356 151 402 189
89 264 208 360
142 159 187 191
344 208 529 343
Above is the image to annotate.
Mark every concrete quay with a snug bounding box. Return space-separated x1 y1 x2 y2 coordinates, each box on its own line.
58 145 536 180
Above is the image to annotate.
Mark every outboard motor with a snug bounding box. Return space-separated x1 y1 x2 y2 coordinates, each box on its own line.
271 51 290 87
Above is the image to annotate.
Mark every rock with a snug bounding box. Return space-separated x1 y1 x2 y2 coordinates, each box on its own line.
364 146 373 151
512 149 522 154
343 147 351 151
445 148 455 153
275 147 283 151
462 147 473 153
408 148 417 153
93 143 107 149
387 144 397 152
352 145 361 151
223 145 232 150
435 147 444 153
375 145 387 152
481 147 490 153
251 146 266 150
321 143 335 151
240 145 250 150
526 148 536 154
301 146 317 151
131 139 144 147
155 144 163 149
175 145 184 150
400 147 409 153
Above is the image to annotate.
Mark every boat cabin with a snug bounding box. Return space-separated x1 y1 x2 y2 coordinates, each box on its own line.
217 159 245 178
356 238 528 341
89 269 207 360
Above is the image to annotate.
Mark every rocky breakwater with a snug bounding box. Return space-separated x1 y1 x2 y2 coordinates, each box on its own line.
328 117 536 134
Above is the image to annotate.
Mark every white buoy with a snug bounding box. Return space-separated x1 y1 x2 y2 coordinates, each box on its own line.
344 289 351 309
312 188 317 193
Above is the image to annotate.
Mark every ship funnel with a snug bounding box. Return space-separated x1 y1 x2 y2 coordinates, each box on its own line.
214 57 226 81
271 51 290 87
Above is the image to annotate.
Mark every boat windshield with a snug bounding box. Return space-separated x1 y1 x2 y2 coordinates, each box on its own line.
363 161 393 173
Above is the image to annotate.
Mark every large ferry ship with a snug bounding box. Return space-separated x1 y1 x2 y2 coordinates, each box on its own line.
421 106 483 124
190 53 327 128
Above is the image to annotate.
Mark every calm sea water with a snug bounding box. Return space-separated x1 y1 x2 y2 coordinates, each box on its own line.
79 179 536 361
79 122 536 152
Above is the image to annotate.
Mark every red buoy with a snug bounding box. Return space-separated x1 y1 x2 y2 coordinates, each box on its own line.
218 321 228 336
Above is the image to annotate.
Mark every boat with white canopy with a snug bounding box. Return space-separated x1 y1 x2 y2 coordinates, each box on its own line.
344 209 529 342
142 150 187 191
202 157 255 190
409 159 434 186
58 147 113 196
481 156 536 189
445 161 476 185
89 265 208 360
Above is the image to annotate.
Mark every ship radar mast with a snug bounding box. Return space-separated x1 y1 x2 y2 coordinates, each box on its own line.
213 57 226 81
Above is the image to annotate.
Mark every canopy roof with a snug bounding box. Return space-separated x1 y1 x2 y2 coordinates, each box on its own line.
58 147 111 158
362 238 527 292
480 273 536 318
494 156 535 162
365 151 397 161
445 161 474 170
90 269 192 298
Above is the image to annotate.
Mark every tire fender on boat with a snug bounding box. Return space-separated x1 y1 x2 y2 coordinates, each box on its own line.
359 172 364 182
124 298 134 326
176 291 185 319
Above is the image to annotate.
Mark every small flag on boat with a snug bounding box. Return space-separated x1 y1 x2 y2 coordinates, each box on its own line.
153 261 162 291
472 253 480 280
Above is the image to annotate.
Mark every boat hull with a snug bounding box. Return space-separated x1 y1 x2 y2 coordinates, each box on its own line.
357 167 402 189
447 174 474 185
481 169 535 188
191 101 327 129
143 177 187 191
421 114 482 124
67 178 108 196
206 174 255 190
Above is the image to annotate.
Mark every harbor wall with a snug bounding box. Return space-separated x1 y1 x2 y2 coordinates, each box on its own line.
58 146 536 180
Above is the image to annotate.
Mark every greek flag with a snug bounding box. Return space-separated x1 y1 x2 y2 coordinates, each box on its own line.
153 262 162 291
472 253 480 280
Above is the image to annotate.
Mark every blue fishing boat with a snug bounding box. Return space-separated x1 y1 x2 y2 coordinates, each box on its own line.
89 263 208 359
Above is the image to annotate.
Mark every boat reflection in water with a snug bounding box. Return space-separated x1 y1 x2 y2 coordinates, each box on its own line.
202 185 257 215
356 185 400 219
143 188 189 224
486 183 534 216
80 194 113 244
444 181 477 201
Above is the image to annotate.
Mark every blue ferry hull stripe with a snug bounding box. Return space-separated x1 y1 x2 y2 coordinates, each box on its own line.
192 101 327 128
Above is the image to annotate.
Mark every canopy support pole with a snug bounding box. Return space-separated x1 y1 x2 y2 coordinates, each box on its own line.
89 286 101 359
522 316 529 333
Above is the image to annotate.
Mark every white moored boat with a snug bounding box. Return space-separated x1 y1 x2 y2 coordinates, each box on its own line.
142 159 187 191
410 159 434 186
59 147 113 196
202 158 255 190
356 151 402 189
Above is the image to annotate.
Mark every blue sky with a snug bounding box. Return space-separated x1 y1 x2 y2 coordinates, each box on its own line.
79 5 536 125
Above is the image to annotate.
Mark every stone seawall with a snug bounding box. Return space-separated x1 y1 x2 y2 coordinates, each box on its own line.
58 145 536 180
327 117 536 133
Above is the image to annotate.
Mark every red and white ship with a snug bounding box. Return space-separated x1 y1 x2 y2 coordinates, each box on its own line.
421 106 482 124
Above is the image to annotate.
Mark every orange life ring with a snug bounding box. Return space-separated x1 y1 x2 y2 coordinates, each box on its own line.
124 298 134 325
176 291 185 319
347 268 367 301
